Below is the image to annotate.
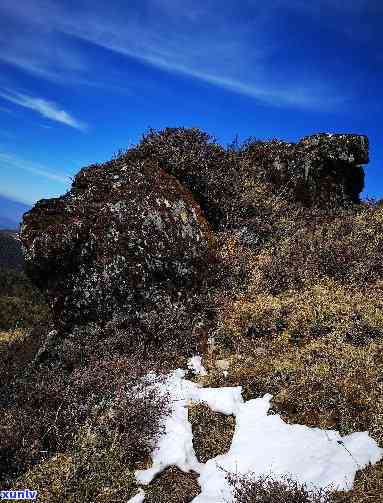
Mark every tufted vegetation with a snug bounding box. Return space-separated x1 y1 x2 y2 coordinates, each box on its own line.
0 264 48 331
227 473 336 503
188 403 235 463
1 127 382 502
144 467 201 503
0 351 170 492
207 203 383 502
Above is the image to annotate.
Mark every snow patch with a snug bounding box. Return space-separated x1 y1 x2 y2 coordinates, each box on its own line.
188 355 207 376
126 489 145 503
134 363 383 503
194 395 382 502
196 386 242 416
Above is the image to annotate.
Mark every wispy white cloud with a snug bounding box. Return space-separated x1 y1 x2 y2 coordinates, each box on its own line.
0 151 72 184
54 1 340 109
0 0 368 109
0 0 88 82
0 90 87 130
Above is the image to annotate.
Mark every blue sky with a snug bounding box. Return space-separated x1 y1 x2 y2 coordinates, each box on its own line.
0 0 382 205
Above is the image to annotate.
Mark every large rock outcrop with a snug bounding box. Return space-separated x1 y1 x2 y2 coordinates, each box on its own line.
19 129 369 364
20 152 217 363
241 133 368 208
134 128 231 228
135 129 368 231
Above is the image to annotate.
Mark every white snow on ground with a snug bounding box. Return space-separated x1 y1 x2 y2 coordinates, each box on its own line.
130 363 383 503
127 489 145 503
135 370 204 485
188 355 207 376
196 386 242 415
194 394 382 502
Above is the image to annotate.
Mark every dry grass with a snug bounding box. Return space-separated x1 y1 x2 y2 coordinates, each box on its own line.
13 439 139 503
201 333 383 502
12 454 74 502
218 280 383 346
188 403 235 463
145 466 200 503
335 459 383 502
205 200 383 503
0 265 49 331
227 473 336 503
0 328 25 344
255 204 383 294
204 334 383 438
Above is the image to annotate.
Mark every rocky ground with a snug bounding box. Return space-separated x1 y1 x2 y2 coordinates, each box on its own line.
1 128 382 502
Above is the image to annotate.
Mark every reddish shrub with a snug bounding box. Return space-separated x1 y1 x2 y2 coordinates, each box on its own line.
258 203 383 294
227 473 336 503
0 356 170 486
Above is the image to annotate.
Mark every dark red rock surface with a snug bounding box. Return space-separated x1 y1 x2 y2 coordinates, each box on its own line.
21 152 216 361
19 128 369 364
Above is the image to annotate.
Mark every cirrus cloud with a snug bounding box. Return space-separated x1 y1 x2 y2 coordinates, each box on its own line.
0 89 87 131
0 0 354 110
0 151 72 184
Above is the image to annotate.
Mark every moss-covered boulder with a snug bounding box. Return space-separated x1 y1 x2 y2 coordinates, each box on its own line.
19 128 370 364
241 133 368 207
20 151 217 362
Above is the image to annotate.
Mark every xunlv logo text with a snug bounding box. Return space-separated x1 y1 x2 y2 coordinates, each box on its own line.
0 490 37 500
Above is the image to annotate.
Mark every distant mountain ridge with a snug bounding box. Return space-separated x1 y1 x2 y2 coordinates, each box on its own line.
0 194 31 230
0 229 24 270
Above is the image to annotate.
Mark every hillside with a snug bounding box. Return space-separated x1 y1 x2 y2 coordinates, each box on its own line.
0 230 48 332
0 194 31 230
0 230 23 269
1 128 382 503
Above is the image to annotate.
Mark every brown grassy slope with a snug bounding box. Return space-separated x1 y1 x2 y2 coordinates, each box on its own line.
202 202 383 502
0 231 48 330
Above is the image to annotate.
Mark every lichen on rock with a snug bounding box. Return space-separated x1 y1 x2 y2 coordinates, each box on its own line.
21 150 218 364
19 128 370 366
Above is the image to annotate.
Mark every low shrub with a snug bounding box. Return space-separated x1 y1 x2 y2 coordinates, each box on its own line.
0 356 170 486
12 454 74 503
0 266 49 330
257 203 383 294
0 295 49 331
335 459 383 503
126 127 230 228
218 280 383 347
204 334 383 441
227 473 336 503
145 466 200 503
125 128 300 233
13 440 139 503
188 403 235 463
0 231 23 270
